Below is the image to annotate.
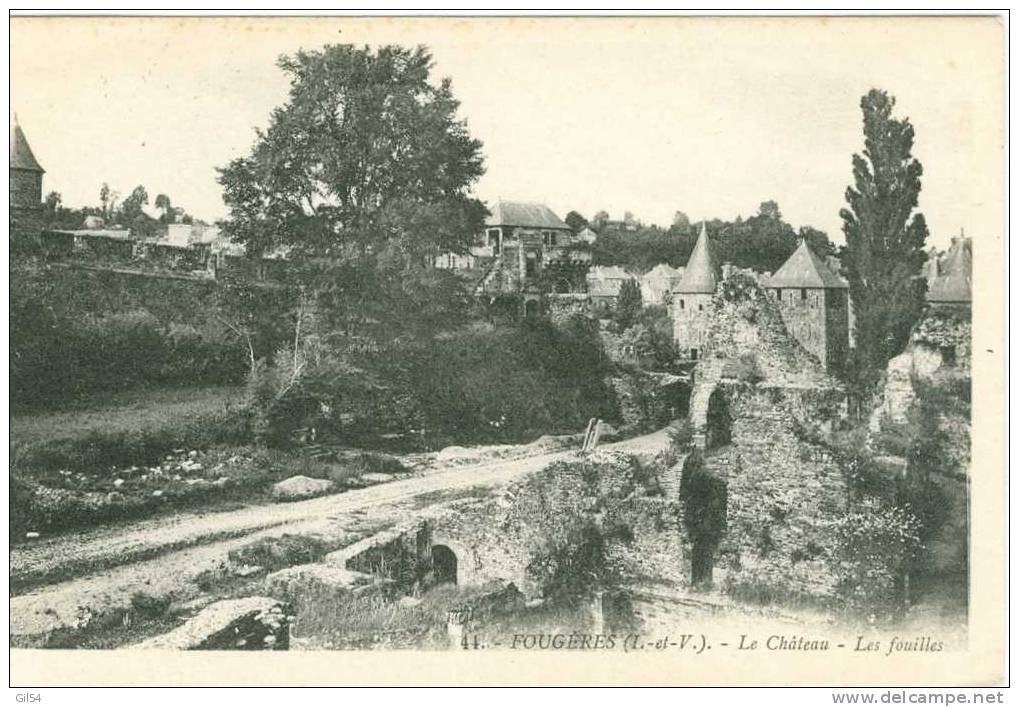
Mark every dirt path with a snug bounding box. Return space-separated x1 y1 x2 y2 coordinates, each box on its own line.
10 429 671 642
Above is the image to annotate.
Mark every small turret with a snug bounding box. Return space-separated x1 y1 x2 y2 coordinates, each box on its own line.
766 238 849 372
670 222 719 361
10 114 45 239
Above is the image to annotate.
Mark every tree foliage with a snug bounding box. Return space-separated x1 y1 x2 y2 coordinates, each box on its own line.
589 202 835 275
217 44 486 262
564 210 588 233
839 89 929 384
614 278 642 330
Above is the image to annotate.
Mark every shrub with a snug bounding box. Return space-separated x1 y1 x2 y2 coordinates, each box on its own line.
228 534 329 572
827 501 922 618
130 591 172 619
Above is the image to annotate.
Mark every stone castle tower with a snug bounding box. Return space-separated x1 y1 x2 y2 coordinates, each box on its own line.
670 222 719 361
764 239 850 372
10 115 45 239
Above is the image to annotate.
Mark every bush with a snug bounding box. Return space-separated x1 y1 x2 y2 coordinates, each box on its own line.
827 501 922 618
9 263 287 410
228 534 329 571
248 314 619 449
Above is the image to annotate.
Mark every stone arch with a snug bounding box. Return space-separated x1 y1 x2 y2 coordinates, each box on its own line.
523 297 540 318
431 545 458 585
429 536 475 587
688 381 731 451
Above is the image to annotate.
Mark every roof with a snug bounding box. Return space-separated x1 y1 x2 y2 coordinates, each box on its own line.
10 118 44 172
674 222 719 293
926 237 972 303
486 201 569 230
643 263 683 282
587 265 633 281
766 239 848 289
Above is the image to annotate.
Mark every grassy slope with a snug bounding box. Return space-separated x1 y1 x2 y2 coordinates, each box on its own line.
11 385 248 450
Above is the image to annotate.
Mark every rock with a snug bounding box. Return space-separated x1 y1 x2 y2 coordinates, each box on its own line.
436 445 474 461
24 531 40 540
264 563 371 601
232 564 265 578
168 595 218 617
596 422 621 441
473 582 526 617
397 596 422 608
271 475 334 501
113 478 125 488
151 490 163 498
133 596 290 650
359 472 394 485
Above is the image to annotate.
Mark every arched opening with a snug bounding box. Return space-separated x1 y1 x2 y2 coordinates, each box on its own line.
431 545 458 586
524 298 540 318
705 388 731 450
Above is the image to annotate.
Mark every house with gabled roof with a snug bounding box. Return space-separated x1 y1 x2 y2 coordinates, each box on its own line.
640 263 684 306
437 200 587 297
586 265 636 309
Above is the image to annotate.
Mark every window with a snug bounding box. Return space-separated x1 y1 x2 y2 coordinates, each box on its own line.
679 299 685 310
698 303 704 311
776 288 782 300
801 288 807 301
690 348 699 361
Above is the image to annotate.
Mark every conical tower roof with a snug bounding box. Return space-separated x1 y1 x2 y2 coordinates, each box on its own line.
10 116 44 173
767 238 847 289
927 237 972 304
674 222 718 293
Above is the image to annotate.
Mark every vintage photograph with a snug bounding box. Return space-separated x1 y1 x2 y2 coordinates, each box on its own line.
8 15 1004 686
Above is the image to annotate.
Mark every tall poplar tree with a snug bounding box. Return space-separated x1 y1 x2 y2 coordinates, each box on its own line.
839 89 929 386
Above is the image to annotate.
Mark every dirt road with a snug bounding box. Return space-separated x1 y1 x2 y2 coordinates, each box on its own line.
10 428 671 642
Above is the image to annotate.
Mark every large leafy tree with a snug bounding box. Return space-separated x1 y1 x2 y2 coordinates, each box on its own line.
839 89 929 383
218 44 486 263
216 45 488 442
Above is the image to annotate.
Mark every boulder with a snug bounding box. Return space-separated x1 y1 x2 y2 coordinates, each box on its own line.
359 472 394 485
271 475 334 501
134 596 290 650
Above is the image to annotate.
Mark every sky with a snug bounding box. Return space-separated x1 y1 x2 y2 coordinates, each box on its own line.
9 16 1003 249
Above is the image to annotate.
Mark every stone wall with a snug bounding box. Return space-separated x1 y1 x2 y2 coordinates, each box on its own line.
338 451 690 600
670 292 714 359
703 382 849 603
547 293 591 324
10 169 42 210
872 304 972 427
768 287 849 372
